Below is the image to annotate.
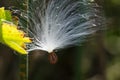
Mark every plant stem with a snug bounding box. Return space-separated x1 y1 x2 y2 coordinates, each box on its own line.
19 54 28 80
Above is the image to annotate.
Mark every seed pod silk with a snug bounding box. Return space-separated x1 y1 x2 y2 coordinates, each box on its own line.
28 0 105 63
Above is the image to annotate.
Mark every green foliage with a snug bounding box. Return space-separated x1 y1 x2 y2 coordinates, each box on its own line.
0 7 12 22
5 10 12 21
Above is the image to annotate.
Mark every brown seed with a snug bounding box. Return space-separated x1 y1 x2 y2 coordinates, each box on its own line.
48 51 58 64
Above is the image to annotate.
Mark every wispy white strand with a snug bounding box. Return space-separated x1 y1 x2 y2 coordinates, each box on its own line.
28 0 104 53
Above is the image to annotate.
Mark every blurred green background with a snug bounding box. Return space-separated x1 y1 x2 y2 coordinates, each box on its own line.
0 0 120 80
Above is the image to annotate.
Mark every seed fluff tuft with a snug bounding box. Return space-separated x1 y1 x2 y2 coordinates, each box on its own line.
28 0 104 53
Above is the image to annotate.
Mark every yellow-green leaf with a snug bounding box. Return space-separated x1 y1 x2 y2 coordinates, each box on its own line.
0 22 31 54
0 7 6 20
